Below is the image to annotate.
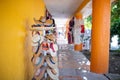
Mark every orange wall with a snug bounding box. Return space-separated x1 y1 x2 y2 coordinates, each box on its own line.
0 0 45 80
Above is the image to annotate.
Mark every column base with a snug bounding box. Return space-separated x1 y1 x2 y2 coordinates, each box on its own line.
74 43 83 51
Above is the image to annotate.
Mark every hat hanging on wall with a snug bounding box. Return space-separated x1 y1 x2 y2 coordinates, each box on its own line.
47 67 59 80
46 56 57 68
45 34 55 42
32 31 41 53
32 16 54 27
32 31 41 43
33 66 46 80
32 53 45 69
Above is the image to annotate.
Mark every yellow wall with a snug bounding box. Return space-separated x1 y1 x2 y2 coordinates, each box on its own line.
0 0 45 80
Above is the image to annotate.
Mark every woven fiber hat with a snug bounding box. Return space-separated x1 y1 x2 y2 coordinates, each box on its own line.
44 19 53 27
34 18 42 25
53 44 58 51
39 36 44 44
32 42 39 47
32 33 41 43
48 66 58 75
49 48 57 57
32 42 39 53
41 41 49 51
32 46 39 53
47 67 59 80
32 53 45 69
45 34 55 42
46 56 57 68
33 16 54 27
34 16 46 24
39 16 46 23
34 66 46 80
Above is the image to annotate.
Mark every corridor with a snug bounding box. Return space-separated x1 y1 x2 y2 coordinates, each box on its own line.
58 44 108 80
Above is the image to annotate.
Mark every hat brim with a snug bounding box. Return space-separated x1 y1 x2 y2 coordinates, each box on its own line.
34 66 46 79
32 34 41 43
32 53 45 69
47 67 59 80
32 46 39 53
45 34 55 41
49 48 57 57
46 56 57 68
44 19 53 26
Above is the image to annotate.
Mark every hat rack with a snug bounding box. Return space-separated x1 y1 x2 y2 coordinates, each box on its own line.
30 26 55 31
30 16 59 80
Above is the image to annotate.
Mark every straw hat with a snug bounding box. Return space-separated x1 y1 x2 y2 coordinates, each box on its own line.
53 44 58 52
40 16 46 23
45 34 55 42
34 66 46 80
46 56 57 68
32 33 41 43
34 16 54 26
32 42 39 47
34 19 42 25
48 43 58 57
34 16 46 24
49 67 58 75
44 19 54 27
39 36 44 44
49 48 57 57
32 46 39 53
32 53 45 69
31 41 39 53
47 67 59 80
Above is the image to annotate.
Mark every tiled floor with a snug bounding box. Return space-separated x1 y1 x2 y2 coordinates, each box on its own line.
58 44 109 80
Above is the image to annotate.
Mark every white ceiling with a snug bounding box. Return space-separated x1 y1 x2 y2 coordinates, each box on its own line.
44 0 84 18
80 0 115 19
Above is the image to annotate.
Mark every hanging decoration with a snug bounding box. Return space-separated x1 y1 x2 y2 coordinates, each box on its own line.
30 9 59 80
79 19 85 43
68 17 74 44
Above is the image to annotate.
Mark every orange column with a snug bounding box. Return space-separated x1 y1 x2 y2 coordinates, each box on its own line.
90 0 110 73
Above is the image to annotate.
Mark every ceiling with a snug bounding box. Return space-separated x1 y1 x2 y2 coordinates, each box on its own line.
43 0 115 19
44 0 85 18
81 0 92 19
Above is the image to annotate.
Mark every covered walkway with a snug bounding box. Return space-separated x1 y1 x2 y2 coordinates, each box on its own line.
58 44 108 80
1 0 120 80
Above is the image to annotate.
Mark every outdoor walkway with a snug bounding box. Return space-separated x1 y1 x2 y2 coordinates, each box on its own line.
58 44 109 80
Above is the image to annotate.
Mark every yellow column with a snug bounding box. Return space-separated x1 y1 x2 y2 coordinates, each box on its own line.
74 13 83 51
90 0 110 73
